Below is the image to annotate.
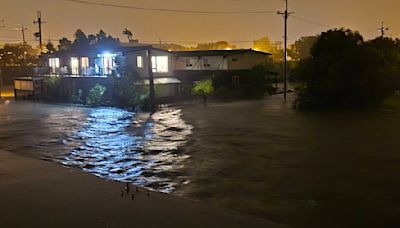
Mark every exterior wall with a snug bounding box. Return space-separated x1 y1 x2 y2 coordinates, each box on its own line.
124 50 174 79
227 52 268 70
174 56 228 71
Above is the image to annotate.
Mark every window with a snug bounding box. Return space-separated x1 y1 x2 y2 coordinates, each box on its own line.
151 56 169 73
232 58 239 62
70 57 79 75
203 58 210 67
185 59 192 67
232 75 240 86
81 57 89 68
137 56 143 68
96 53 119 75
49 58 60 68
81 57 89 75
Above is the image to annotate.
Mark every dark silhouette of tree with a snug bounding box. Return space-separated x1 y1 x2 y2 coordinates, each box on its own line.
291 36 318 61
58 37 72 50
122 28 133 42
45 42 56 53
294 28 399 109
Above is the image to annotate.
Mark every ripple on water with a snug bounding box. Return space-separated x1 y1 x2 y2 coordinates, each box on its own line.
50 107 193 193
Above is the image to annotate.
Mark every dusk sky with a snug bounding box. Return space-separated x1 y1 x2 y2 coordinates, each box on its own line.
0 0 398 47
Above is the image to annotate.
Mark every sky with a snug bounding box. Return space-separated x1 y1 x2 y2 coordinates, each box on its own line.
0 0 399 48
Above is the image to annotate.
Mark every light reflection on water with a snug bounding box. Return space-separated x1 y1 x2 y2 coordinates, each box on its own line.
0 100 192 193
60 108 192 193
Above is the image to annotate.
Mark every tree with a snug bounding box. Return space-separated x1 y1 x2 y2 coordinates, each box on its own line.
291 36 318 61
58 37 72 50
122 28 133 42
45 42 56 53
294 28 399 109
0 43 39 67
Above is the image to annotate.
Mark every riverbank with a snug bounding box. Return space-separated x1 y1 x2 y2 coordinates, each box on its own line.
0 149 289 228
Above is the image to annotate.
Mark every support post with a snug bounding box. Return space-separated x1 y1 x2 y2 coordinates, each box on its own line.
147 48 156 112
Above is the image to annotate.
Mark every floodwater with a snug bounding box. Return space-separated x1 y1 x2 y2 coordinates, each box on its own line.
178 95 400 228
0 100 192 193
1 95 400 227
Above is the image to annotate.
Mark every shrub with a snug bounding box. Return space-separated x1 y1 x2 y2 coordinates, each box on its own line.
86 84 107 106
43 76 62 100
192 79 214 96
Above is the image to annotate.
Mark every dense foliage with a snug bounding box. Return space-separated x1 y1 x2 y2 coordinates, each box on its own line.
192 79 214 96
112 64 149 109
294 29 400 109
86 84 107 106
212 64 276 99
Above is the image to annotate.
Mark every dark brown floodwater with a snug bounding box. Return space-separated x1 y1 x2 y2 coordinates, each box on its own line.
1 95 400 228
178 95 400 228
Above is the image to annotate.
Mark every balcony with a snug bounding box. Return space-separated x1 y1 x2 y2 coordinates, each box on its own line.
34 66 118 77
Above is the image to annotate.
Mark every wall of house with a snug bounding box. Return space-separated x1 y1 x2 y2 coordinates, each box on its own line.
227 52 268 70
174 56 228 71
124 50 174 79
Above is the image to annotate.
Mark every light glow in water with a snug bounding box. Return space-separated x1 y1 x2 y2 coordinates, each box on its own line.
56 107 192 193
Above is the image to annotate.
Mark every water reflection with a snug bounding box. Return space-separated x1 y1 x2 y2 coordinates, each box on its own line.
56 107 192 193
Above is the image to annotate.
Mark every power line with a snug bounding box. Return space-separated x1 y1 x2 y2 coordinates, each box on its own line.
63 0 276 14
292 15 334 29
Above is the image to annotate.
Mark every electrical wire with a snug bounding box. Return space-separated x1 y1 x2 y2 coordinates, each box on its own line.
64 0 276 14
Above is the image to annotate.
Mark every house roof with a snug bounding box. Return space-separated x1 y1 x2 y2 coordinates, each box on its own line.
173 49 271 57
44 43 170 58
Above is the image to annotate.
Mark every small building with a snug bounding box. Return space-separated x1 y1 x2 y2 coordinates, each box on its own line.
172 49 272 94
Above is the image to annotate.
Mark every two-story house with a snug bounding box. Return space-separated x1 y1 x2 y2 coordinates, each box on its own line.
173 49 271 86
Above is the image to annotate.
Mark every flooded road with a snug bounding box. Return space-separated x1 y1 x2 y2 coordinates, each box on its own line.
1 96 400 227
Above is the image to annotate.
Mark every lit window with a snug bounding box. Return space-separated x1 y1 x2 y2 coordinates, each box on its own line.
49 58 60 68
151 56 169 73
81 57 89 68
137 56 143 68
81 57 89 75
49 58 60 75
71 57 79 75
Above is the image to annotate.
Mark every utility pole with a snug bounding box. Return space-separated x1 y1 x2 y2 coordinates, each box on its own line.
277 0 293 101
147 48 156 113
33 11 45 52
21 24 28 65
378 21 389 38
21 24 27 44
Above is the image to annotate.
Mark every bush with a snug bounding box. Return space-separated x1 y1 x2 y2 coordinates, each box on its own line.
43 76 62 100
86 84 107 106
192 79 214 96
112 68 149 109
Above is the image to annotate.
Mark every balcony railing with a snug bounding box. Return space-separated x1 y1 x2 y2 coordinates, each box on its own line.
34 66 117 77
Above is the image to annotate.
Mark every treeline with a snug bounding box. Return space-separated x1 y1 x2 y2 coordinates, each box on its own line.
293 29 400 109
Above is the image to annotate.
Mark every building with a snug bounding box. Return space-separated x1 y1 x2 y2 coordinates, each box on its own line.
173 49 272 93
16 46 272 101
29 44 181 101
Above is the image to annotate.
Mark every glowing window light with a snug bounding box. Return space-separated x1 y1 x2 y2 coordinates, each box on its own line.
81 57 89 68
49 58 60 68
71 57 79 75
49 58 60 75
137 56 143 68
151 56 169 73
